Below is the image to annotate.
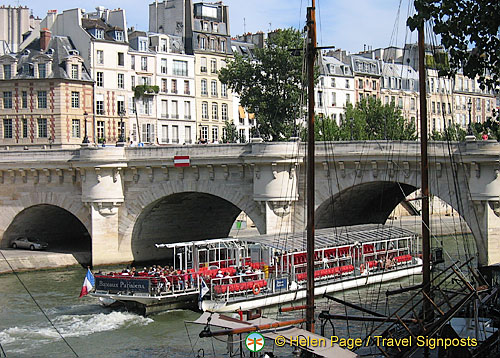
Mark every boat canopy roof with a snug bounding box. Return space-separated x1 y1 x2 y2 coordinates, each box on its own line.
238 224 417 252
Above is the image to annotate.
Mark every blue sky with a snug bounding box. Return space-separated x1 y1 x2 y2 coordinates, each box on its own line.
18 0 417 53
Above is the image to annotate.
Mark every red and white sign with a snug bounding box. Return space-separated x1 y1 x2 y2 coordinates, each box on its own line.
174 155 190 167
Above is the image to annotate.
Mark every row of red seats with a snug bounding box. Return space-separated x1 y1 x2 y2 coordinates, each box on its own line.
296 265 355 281
213 280 267 294
200 267 237 279
250 262 265 269
394 255 412 263
366 261 378 268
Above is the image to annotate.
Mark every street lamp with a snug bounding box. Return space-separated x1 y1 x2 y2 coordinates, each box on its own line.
82 111 89 144
118 109 126 143
467 98 473 136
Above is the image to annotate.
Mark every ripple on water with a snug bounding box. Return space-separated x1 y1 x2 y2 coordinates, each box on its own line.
0 311 153 353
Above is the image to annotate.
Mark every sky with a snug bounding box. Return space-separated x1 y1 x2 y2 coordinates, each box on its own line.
16 0 418 53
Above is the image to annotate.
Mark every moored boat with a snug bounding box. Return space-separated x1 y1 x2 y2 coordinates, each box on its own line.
89 224 421 315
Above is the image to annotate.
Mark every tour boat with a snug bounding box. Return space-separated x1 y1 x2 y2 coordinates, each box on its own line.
90 224 422 315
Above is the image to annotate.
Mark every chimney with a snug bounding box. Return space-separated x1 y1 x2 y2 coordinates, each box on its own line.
40 28 51 51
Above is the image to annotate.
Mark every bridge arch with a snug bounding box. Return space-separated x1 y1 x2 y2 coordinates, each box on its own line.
0 192 90 248
1 202 91 263
121 182 265 262
315 178 479 259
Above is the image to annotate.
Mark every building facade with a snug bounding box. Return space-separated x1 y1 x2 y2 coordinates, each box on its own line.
0 33 93 148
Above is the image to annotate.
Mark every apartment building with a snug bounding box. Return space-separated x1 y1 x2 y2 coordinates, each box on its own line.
0 31 93 148
380 62 419 131
149 33 196 144
150 0 233 143
350 54 382 103
315 53 355 123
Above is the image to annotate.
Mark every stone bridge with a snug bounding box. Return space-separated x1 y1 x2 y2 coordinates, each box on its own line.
0 140 499 268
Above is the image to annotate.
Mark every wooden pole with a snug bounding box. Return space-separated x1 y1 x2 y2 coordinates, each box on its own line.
418 23 431 358
306 0 317 336
199 318 306 337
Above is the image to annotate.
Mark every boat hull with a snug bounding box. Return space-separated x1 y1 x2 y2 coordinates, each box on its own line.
202 265 422 313
90 291 199 315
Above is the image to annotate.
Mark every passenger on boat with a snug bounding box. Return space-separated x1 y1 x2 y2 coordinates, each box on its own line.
223 272 233 284
216 270 224 278
385 258 393 270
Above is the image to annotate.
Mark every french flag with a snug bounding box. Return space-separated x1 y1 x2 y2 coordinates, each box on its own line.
79 268 95 298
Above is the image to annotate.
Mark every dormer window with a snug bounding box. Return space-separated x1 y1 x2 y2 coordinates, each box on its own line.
139 40 148 52
160 39 167 52
3 64 11 79
93 29 104 39
38 63 46 78
23 63 34 76
203 22 209 31
213 23 218 33
71 64 79 79
115 31 124 42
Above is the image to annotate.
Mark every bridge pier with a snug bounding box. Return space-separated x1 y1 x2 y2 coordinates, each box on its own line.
473 201 500 267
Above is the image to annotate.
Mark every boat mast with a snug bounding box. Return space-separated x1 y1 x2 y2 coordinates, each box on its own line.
418 22 431 357
306 0 317 335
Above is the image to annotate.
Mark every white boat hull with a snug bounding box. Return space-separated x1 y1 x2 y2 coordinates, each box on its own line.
202 265 422 313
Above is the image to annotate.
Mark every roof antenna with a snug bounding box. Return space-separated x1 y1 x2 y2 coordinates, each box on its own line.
243 17 246 33
268 22 272 32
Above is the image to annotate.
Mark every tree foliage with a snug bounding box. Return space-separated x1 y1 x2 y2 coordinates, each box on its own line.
430 123 466 141
222 120 238 143
307 98 417 141
219 28 305 141
407 0 500 89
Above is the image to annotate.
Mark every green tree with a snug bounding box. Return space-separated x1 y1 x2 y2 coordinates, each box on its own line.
219 28 305 141
222 120 238 143
342 97 417 140
407 0 500 89
430 123 466 141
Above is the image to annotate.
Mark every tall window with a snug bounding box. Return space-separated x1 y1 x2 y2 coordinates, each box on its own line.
161 100 168 118
38 118 47 138
22 118 27 137
118 73 124 89
185 126 191 143
184 80 190 95
358 79 363 89
117 97 125 114
96 100 105 115
141 57 147 71
345 79 350 89
212 126 218 142
141 123 155 143
410 98 416 111
3 64 11 79
72 119 80 138
172 125 179 143
202 102 208 119
71 91 80 108
210 59 217 73
97 50 104 64
3 92 12 109
171 100 178 118
97 121 105 140
97 72 104 87
201 126 208 140
161 39 168 52
212 102 218 120
161 125 169 143
221 83 227 97
346 93 350 105
200 37 206 50
131 55 135 70
331 78 336 87
118 52 124 66
221 103 228 121
372 80 377 90
173 60 188 76
3 119 12 138
161 59 167 74
331 92 336 106
200 57 207 73
317 91 323 107
201 79 208 95
161 79 167 93
39 63 47 78
171 79 177 94
221 40 226 52
184 101 191 119
71 64 78 79
239 129 246 143
37 91 47 109
211 80 217 96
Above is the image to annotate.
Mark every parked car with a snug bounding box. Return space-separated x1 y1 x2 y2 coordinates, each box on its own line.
11 237 48 251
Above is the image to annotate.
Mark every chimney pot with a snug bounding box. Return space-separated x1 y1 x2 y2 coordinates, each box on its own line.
40 28 51 51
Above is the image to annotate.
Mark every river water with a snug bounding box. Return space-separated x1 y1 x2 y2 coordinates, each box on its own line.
0 234 476 358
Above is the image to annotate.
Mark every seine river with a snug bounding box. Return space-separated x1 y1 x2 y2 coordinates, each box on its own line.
0 234 475 358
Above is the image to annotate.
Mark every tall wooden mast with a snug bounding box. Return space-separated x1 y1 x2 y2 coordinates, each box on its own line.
306 0 317 335
418 23 431 358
